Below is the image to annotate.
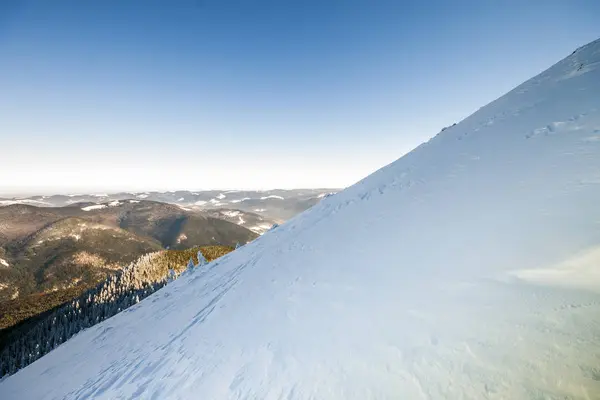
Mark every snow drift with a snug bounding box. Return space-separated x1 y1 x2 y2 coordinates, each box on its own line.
2 39 600 399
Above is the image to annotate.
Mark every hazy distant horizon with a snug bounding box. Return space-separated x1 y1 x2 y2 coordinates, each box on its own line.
0 186 343 199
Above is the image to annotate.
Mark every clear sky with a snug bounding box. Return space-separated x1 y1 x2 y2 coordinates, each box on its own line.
0 1 598 195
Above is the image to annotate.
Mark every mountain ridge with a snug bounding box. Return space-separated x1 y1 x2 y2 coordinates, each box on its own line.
0 201 257 304
0 189 339 222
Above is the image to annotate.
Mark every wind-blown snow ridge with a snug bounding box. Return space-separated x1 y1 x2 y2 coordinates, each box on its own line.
2 40 600 399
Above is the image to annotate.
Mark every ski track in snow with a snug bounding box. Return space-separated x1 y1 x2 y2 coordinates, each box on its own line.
2 40 600 400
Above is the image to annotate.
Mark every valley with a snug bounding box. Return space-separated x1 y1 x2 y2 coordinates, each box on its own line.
0 200 258 300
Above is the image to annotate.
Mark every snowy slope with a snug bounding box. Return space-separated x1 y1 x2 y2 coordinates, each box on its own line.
2 39 600 399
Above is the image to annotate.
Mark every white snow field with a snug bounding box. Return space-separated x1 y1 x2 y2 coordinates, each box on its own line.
3 39 600 399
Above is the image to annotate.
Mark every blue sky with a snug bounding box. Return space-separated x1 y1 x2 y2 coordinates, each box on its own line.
0 1 598 195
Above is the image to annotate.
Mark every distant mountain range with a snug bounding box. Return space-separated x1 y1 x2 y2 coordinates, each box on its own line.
0 200 257 305
0 191 336 332
0 189 339 222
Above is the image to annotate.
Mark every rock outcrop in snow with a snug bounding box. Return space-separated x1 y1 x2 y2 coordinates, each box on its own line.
2 39 600 400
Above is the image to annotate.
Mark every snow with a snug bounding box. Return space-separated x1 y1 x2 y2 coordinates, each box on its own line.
177 233 188 244
81 204 107 211
0 258 8 267
128 200 140 203
218 210 248 225
178 197 185 201
0 199 53 207
108 200 121 207
91 193 108 197
230 197 251 203
318 192 336 199
249 223 274 235
194 200 207 206
3 39 600 399
253 208 266 212
216 211 247 226
217 193 227 199
509 245 600 291
260 195 284 200
136 194 149 199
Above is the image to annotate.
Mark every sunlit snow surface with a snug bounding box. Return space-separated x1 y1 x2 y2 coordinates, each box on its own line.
2 40 600 399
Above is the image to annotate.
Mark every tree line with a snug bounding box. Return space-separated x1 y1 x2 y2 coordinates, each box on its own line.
0 244 236 378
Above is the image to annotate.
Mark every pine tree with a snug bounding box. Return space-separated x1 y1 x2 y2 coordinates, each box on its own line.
197 250 207 267
0 249 221 378
167 269 177 282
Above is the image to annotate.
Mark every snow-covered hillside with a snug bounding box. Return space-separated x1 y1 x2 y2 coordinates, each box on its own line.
2 39 600 399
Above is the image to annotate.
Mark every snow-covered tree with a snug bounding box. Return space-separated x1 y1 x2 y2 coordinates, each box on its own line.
167 268 177 282
197 250 207 267
0 248 232 378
